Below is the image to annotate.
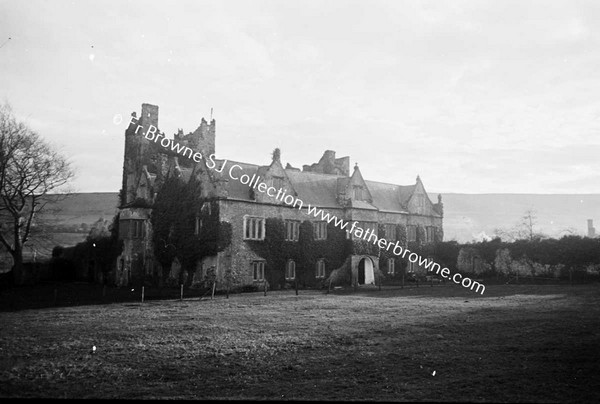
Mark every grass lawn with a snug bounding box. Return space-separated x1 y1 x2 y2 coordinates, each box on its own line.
0 283 598 401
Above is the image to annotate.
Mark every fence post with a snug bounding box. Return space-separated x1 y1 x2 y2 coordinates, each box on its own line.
211 281 216 300
569 268 573 286
263 280 267 296
141 286 144 303
180 284 183 301
327 278 332 294
295 278 298 296
226 282 230 299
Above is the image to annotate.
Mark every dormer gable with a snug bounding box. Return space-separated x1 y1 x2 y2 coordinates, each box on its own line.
407 175 438 216
336 164 374 207
253 148 298 204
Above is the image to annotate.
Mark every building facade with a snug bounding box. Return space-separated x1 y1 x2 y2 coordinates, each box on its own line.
116 103 444 290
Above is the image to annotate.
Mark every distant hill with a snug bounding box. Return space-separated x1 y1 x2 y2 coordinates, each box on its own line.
43 192 120 227
32 192 600 251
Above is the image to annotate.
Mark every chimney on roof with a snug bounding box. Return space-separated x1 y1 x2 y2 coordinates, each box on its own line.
588 219 595 237
272 148 281 162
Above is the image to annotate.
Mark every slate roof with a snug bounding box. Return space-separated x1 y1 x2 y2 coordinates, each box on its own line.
203 159 431 215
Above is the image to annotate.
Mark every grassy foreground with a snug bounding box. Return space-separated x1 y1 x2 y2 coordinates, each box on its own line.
0 284 599 401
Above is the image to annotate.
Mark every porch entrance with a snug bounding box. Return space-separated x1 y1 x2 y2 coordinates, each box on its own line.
358 257 375 285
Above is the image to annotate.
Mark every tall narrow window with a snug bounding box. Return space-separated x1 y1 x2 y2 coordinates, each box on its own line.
285 260 296 280
285 220 300 241
384 224 396 241
407 225 417 242
313 221 327 240
426 226 436 243
195 215 201 236
388 258 395 275
132 220 145 239
252 261 265 281
408 261 416 273
316 259 326 278
244 217 265 240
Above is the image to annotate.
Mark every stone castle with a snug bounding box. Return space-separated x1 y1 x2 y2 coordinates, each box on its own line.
116 103 444 289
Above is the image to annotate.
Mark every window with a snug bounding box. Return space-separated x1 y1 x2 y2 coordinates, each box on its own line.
132 220 145 239
272 176 284 190
426 226 436 243
285 220 300 241
384 224 396 241
195 215 201 236
252 261 265 281
313 221 327 240
285 260 296 280
408 261 417 273
407 225 417 242
244 216 265 240
200 202 212 216
354 186 364 201
352 221 377 240
388 258 395 275
316 259 326 278
415 194 425 207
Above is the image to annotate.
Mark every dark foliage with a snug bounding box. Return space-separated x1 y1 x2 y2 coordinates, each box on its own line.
150 176 232 285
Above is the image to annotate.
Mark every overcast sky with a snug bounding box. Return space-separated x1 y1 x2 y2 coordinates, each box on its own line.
1 0 599 194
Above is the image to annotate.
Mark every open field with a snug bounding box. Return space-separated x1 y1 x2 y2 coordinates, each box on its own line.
0 284 599 401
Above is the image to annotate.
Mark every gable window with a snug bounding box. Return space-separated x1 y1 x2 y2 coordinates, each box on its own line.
384 224 396 241
426 226 436 243
415 194 425 208
244 216 265 240
272 176 284 190
316 259 326 278
201 201 212 215
407 225 417 242
313 221 327 240
252 261 265 281
285 220 300 241
285 260 296 280
388 258 395 275
354 186 364 201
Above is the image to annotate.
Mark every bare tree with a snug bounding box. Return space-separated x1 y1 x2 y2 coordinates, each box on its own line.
494 209 546 242
0 103 74 284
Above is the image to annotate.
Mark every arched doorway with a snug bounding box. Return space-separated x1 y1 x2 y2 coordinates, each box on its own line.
358 257 375 285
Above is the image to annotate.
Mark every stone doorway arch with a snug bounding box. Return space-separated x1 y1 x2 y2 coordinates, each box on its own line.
358 257 375 285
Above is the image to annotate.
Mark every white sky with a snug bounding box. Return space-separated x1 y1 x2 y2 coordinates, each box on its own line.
1 0 599 194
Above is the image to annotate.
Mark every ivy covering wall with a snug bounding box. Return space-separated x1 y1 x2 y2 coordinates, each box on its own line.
150 176 231 285
246 219 349 289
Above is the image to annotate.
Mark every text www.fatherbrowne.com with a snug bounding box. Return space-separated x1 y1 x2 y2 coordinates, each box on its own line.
134 118 485 295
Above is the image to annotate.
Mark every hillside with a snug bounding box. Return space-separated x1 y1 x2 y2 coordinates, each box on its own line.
32 192 600 250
